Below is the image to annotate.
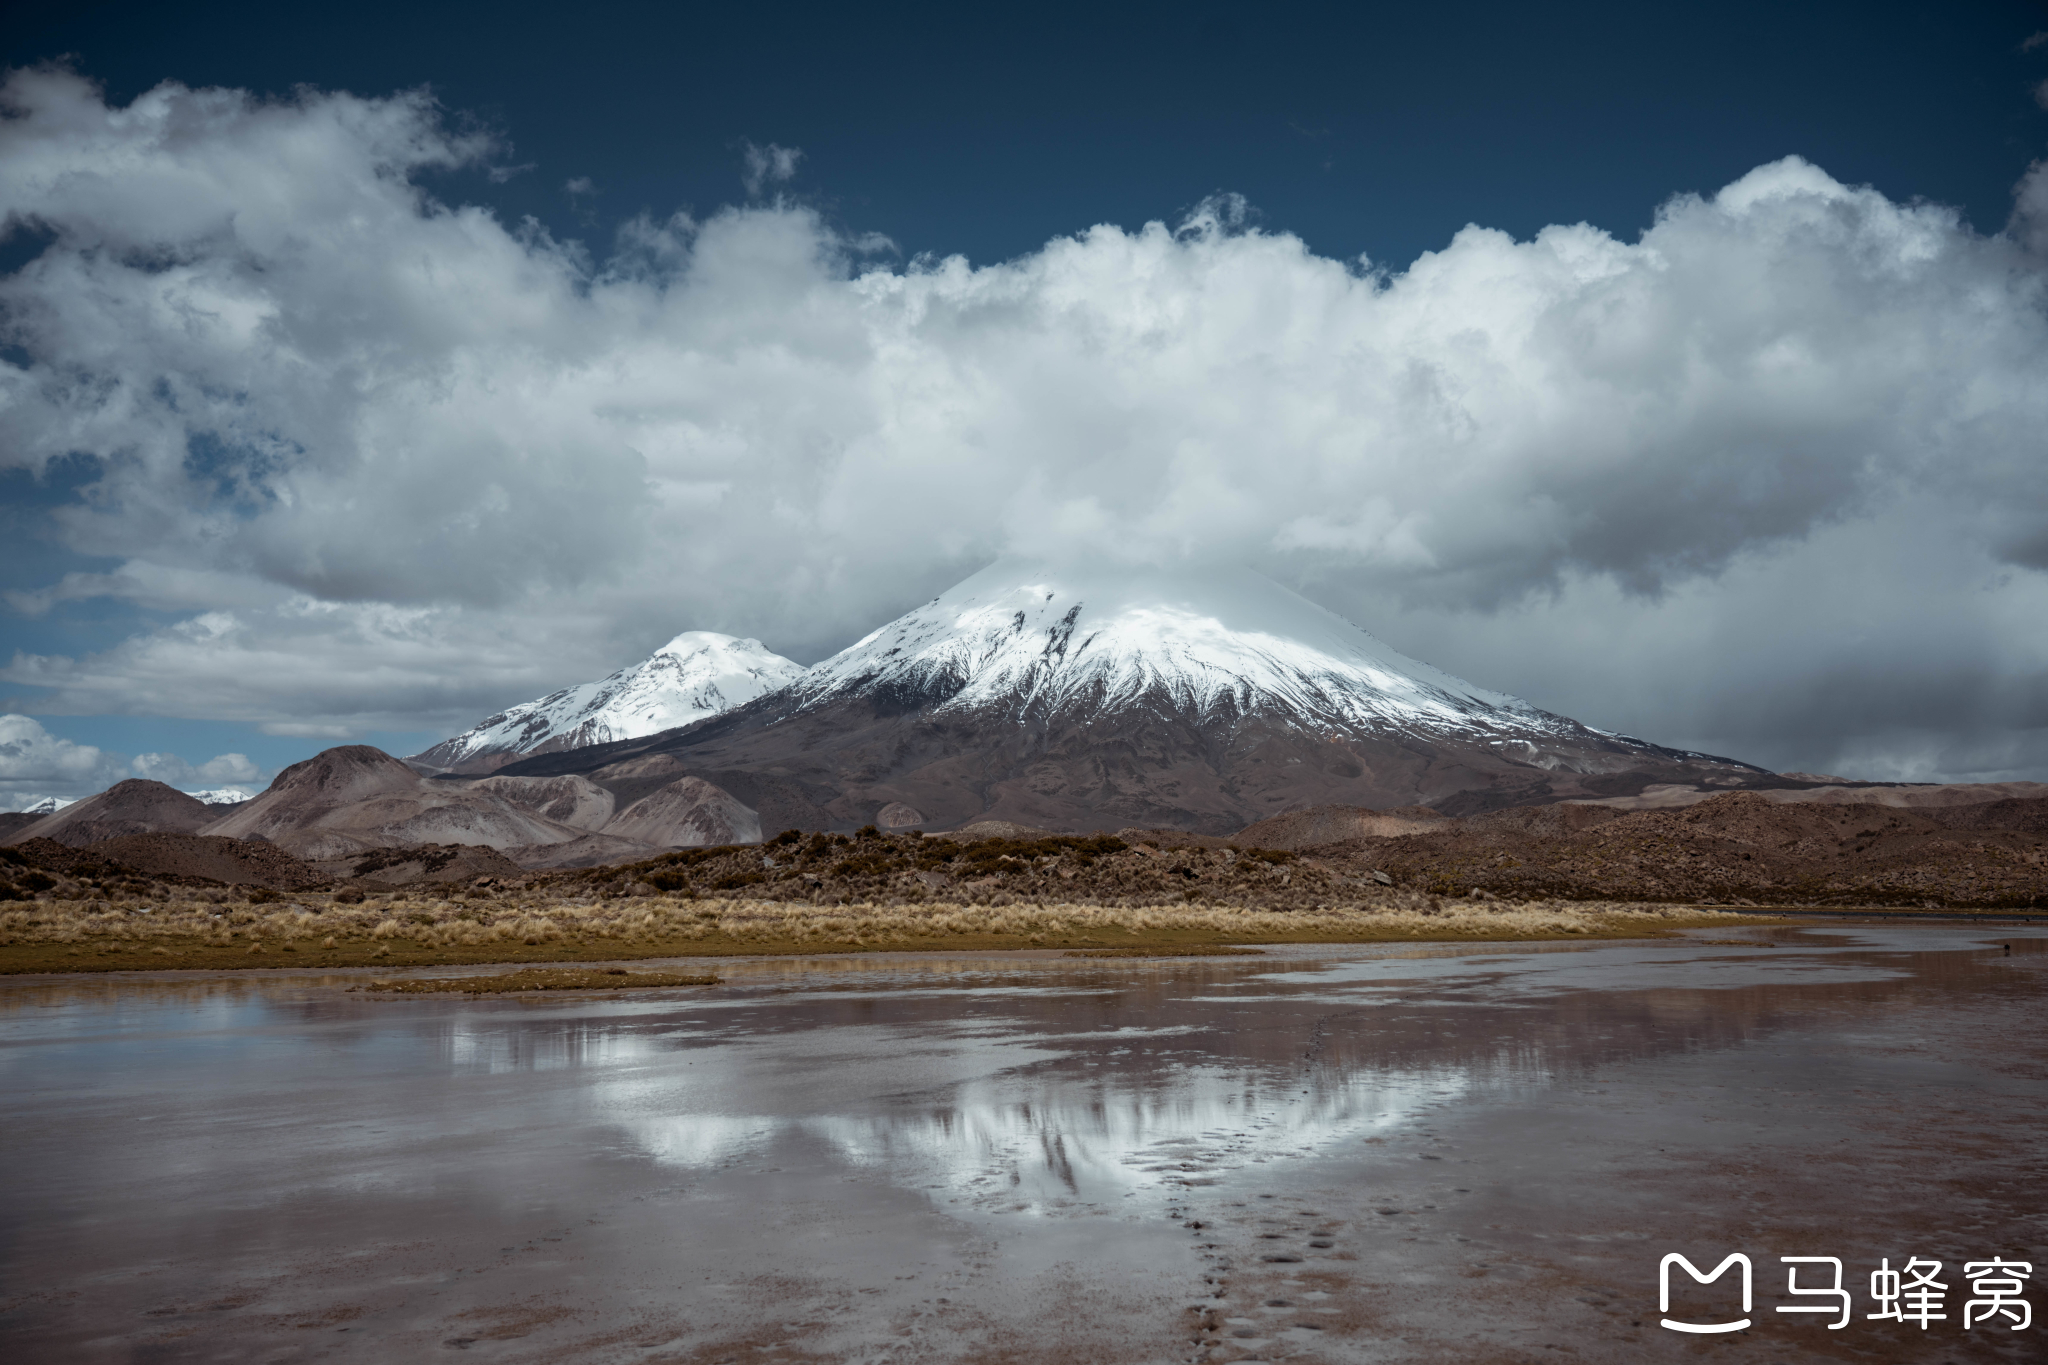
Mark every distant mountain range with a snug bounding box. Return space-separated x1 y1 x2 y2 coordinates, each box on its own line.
13 560 2040 866
480 560 1775 834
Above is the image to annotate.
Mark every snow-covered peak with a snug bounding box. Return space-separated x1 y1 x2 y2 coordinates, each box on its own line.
414 632 805 771
184 788 252 805
783 559 1556 737
9 794 76 815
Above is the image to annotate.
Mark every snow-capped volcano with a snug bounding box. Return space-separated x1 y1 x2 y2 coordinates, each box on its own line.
788 559 1552 736
411 632 804 774
498 561 1766 833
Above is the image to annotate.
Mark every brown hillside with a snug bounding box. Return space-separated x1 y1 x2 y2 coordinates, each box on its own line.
3 781 215 848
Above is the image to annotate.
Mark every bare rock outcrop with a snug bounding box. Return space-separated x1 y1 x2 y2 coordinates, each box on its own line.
876 802 925 831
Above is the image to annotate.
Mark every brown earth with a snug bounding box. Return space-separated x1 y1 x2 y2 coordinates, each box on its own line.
6 790 2048 919
2 838 178 899
86 832 330 890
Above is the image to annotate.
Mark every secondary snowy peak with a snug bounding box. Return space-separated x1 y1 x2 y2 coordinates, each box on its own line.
784 560 1553 736
10 795 75 815
415 632 804 772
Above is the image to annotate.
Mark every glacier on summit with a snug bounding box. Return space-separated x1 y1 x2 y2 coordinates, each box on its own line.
411 632 804 774
787 559 1563 740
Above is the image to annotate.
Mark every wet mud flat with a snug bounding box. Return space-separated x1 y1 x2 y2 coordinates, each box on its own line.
1 926 2043 1362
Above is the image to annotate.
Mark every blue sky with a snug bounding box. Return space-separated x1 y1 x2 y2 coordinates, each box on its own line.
3 0 2048 803
14 1 2044 270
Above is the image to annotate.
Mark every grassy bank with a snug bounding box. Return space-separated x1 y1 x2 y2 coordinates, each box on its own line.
0 892 1789 975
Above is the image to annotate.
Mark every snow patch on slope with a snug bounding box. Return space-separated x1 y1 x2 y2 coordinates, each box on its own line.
416 633 804 770
785 560 1567 738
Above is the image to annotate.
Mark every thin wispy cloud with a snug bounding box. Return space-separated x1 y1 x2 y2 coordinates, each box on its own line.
741 140 802 197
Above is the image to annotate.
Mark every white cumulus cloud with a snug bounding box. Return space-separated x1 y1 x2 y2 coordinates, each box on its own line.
0 713 127 802
0 713 268 803
129 750 261 789
2 68 2047 781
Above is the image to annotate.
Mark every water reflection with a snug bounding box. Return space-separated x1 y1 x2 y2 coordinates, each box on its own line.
615 1060 1475 1208
440 1015 663 1073
4 925 2045 1361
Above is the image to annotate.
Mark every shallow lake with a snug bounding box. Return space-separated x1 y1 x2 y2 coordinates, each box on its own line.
4 924 2043 1362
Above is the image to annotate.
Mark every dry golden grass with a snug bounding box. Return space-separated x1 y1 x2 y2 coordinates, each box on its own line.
0 889 1780 974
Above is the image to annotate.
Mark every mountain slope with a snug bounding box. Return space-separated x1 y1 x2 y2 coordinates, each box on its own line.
496 560 1771 833
410 632 804 774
